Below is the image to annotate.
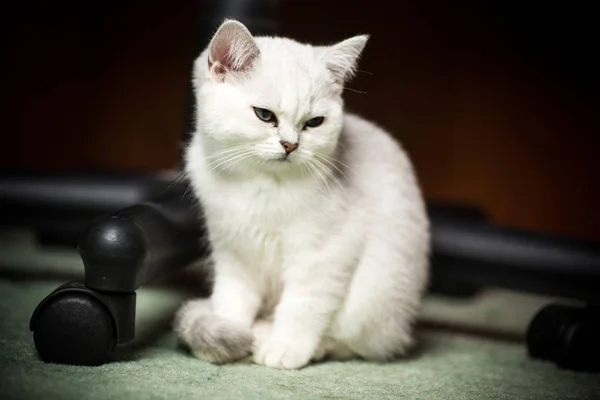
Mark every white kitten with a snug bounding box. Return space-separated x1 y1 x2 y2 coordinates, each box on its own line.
174 19 430 369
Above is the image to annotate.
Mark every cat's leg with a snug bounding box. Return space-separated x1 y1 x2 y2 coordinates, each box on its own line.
252 280 343 369
251 318 273 354
175 251 261 363
313 337 356 361
329 237 428 361
253 232 362 369
252 319 348 363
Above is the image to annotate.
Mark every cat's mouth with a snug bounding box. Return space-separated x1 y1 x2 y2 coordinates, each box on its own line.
268 154 292 163
259 152 296 165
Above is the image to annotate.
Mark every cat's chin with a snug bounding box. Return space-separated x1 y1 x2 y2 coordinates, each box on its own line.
260 154 295 165
260 158 294 171
250 155 308 176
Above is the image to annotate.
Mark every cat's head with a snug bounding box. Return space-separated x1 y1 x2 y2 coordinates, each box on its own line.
191 19 368 176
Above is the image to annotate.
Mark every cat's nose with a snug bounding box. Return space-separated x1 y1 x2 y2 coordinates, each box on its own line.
280 141 298 154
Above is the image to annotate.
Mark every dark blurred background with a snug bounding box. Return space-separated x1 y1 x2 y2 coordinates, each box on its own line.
3 0 598 241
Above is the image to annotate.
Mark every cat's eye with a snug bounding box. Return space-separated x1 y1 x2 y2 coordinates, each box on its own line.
253 107 277 125
304 116 325 129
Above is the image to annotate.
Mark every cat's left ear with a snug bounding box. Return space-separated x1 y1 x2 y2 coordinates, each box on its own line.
322 35 369 83
208 19 260 82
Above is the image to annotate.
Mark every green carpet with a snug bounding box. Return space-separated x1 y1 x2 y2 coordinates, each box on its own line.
1 230 599 399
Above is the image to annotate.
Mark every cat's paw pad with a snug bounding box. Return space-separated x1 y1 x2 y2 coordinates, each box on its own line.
253 337 314 369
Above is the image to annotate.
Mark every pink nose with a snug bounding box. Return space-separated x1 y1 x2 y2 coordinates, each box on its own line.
280 141 298 154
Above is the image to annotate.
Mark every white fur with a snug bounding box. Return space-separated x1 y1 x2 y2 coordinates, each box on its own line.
175 19 430 370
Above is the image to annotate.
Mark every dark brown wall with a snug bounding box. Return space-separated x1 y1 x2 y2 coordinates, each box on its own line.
3 1 199 171
3 1 599 240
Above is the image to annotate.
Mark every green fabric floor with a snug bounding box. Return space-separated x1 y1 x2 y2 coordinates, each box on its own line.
1 230 599 399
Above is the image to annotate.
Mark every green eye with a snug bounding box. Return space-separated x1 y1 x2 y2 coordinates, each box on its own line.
253 107 277 124
304 116 325 129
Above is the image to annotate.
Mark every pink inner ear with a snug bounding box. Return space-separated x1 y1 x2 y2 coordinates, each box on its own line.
208 61 227 81
208 38 235 82
209 38 232 69
208 24 259 79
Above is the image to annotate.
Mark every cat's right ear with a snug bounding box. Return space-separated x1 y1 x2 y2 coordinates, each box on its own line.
208 19 260 82
322 35 369 84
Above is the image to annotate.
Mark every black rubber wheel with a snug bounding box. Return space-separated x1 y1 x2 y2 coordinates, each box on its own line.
526 304 600 372
31 291 116 366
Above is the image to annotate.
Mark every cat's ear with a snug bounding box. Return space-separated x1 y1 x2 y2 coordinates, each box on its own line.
322 35 369 84
208 19 260 82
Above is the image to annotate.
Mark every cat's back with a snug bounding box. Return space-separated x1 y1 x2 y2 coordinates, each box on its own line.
341 112 417 186
340 111 428 262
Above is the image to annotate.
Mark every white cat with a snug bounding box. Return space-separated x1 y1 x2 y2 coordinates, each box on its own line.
174 19 430 370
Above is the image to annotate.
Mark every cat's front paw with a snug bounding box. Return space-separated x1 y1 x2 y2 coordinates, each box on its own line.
253 336 315 369
174 300 253 364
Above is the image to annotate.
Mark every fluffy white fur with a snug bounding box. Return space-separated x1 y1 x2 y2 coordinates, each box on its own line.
174 19 430 370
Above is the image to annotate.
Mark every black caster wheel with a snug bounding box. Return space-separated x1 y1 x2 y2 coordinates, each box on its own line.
526 303 600 372
29 199 205 366
30 282 135 366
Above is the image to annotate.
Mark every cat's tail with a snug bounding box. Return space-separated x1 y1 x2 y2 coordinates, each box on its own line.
174 299 253 363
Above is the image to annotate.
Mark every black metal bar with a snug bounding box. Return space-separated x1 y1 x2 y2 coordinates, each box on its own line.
79 195 208 293
429 208 600 303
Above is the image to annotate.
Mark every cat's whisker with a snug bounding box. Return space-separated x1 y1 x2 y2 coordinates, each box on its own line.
206 148 253 167
311 157 345 193
228 152 257 170
343 87 367 94
301 159 318 183
210 151 256 173
180 181 193 202
207 150 254 172
322 153 353 171
304 161 327 196
300 160 310 178
318 156 353 189
250 156 261 173
205 143 249 156
167 170 188 190
205 146 253 162
204 144 252 160
314 154 349 181
306 159 334 196
208 157 248 174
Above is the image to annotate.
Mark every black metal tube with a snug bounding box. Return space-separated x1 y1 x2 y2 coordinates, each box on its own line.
79 196 207 293
430 211 600 303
